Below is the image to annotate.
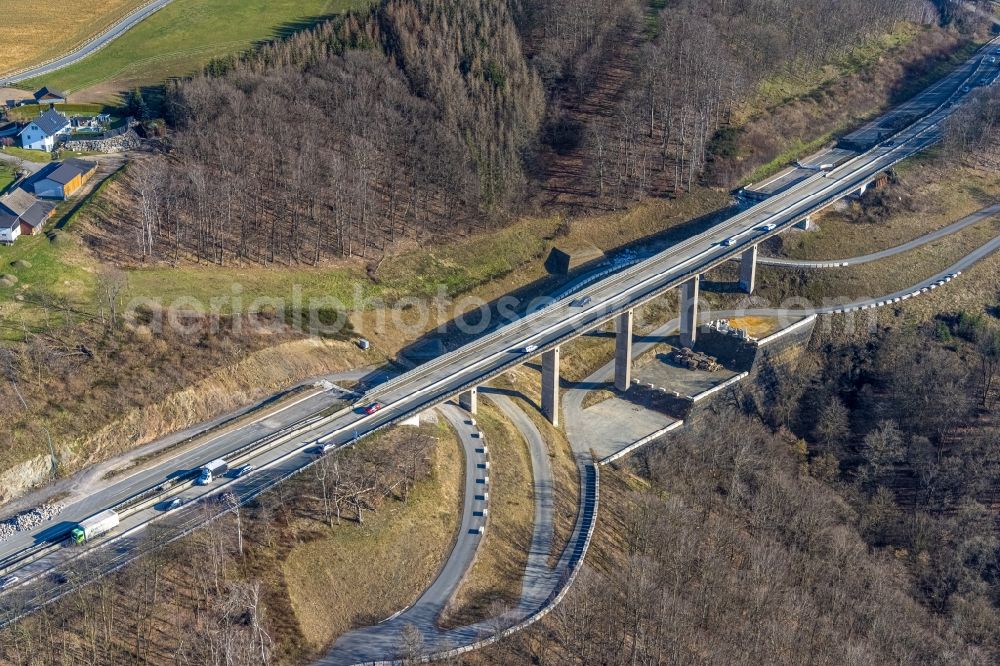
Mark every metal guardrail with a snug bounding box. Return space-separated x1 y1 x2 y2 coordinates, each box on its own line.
371 462 601 665
4 34 999 635
0 393 354 580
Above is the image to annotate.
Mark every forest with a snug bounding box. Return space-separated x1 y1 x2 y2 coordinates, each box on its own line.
477 310 1000 665
2 2 998 661
4 309 998 664
100 0 986 266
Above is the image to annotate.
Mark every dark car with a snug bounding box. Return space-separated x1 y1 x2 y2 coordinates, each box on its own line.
570 296 593 307
233 464 255 477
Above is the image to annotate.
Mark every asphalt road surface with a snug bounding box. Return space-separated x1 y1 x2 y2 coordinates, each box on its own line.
320 392 558 665
2 33 999 636
1 0 176 86
758 201 1000 268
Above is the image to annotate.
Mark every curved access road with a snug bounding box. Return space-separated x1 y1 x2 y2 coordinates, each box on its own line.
320 391 569 665
757 201 1000 269
1 0 175 87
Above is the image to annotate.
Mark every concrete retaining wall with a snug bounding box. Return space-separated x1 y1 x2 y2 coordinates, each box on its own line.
692 326 758 370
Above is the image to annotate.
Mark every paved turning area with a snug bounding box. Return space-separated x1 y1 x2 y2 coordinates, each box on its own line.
567 397 678 462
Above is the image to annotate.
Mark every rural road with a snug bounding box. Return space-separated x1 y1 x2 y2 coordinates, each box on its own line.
0 0 175 86
320 391 560 665
0 151 46 175
758 201 1000 268
3 36 1000 661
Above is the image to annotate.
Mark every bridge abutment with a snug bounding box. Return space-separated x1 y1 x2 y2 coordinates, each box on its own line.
796 215 814 231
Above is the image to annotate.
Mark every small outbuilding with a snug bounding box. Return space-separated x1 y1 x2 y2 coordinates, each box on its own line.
33 87 66 105
33 158 97 199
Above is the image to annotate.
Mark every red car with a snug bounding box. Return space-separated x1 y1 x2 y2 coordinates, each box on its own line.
364 402 384 415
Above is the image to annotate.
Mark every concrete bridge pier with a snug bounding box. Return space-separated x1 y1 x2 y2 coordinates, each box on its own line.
739 245 758 294
541 346 561 426
796 215 814 231
614 309 634 392
459 387 478 415
679 276 700 348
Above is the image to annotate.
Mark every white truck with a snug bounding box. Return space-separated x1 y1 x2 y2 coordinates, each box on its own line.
196 459 229 485
70 509 120 545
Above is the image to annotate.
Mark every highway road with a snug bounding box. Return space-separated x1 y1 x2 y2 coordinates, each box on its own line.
1 31 999 639
0 0 176 86
746 40 999 199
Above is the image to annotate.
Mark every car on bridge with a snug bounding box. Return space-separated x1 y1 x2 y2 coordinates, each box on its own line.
760 223 777 232
521 344 539 353
722 236 739 246
233 464 255 477
364 402 384 415
163 497 185 511
307 442 337 455
570 295 592 307
0 575 19 591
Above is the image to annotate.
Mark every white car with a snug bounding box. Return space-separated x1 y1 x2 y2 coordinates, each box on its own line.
760 223 777 232
522 344 539 353
722 236 739 247
0 575 19 591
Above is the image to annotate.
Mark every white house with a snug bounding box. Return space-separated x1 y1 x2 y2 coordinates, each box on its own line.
18 108 70 152
0 210 22 245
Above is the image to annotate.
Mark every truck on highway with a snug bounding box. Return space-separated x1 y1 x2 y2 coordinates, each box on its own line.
70 509 120 545
196 458 229 485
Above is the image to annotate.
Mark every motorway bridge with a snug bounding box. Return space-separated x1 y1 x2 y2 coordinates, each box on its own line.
1 32 1000 655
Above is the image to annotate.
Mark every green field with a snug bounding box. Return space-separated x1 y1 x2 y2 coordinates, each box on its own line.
19 0 375 97
0 165 14 193
0 230 95 335
5 103 110 121
123 216 559 313
0 146 53 163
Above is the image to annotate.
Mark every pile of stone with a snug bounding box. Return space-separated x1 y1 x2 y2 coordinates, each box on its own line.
669 347 721 372
63 128 141 154
0 522 14 542
0 503 65 543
